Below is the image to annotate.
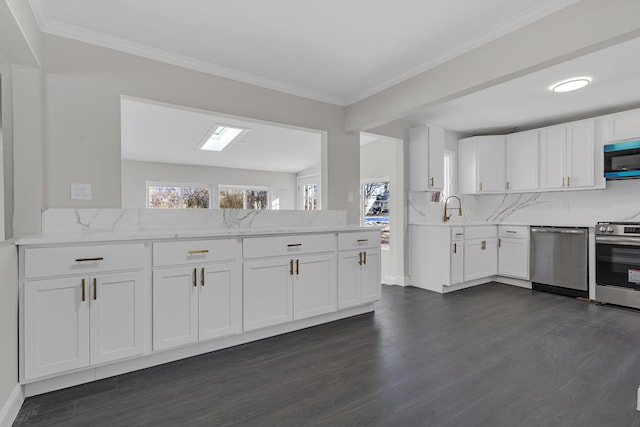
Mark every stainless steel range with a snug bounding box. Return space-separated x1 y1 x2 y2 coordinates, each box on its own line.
595 222 640 309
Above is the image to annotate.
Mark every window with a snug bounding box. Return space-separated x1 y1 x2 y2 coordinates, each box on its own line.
297 174 321 210
361 179 390 249
442 150 456 200
219 186 270 209
148 183 211 208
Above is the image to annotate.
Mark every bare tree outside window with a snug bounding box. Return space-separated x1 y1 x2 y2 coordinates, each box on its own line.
219 189 244 208
148 185 210 209
219 187 270 209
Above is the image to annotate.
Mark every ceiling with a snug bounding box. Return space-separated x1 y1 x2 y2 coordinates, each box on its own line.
121 97 321 173
29 0 580 105
28 0 640 142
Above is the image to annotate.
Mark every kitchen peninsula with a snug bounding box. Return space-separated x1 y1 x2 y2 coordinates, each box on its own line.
16 208 381 397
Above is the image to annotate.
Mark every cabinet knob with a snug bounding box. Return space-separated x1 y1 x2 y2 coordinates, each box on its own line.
506 181 510 190
430 177 434 187
479 182 483 191
481 240 487 250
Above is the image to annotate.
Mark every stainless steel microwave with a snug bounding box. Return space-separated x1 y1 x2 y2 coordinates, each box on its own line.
604 140 640 179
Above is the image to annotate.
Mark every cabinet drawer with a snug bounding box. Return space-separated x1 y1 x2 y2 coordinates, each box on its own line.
451 227 465 241
464 226 496 240
498 225 529 239
338 231 380 250
153 238 241 267
25 243 145 279
243 233 336 259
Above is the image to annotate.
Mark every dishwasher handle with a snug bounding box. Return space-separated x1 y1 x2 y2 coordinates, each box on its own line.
530 227 586 235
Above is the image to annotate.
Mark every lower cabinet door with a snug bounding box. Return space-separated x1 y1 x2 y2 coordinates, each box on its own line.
360 248 381 304
450 241 464 285
243 258 293 331
464 238 498 281
198 262 242 341
153 267 199 351
498 238 530 279
24 277 90 380
338 251 361 309
90 271 145 365
293 253 337 320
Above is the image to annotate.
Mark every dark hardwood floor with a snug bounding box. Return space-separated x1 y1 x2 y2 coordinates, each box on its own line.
14 283 640 426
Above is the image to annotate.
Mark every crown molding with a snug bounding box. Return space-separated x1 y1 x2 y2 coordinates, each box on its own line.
29 0 580 108
344 0 582 105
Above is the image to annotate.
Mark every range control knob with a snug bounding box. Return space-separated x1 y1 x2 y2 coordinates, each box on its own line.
607 226 614 232
599 226 606 232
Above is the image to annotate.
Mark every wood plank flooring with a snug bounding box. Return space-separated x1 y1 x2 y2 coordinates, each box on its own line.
14 283 640 426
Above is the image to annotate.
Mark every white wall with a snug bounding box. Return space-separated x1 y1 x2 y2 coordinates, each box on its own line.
122 159 297 209
361 136 404 284
40 35 361 223
0 243 18 420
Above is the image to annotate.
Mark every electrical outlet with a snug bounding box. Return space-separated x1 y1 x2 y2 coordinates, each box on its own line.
71 183 92 200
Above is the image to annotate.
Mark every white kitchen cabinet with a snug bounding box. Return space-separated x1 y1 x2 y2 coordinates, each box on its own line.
450 227 464 285
337 231 381 309
458 135 506 194
540 120 594 190
464 226 498 281
24 271 144 379
243 234 337 331
497 226 530 280
607 109 640 142
152 239 242 351
23 244 146 380
409 124 445 191
506 130 539 191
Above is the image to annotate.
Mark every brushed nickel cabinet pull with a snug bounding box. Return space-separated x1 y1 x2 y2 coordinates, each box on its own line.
188 249 209 255
295 259 299 275
201 267 205 287
357 239 369 243
289 259 294 275
75 257 104 262
453 243 457 254
287 243 302 247
81 279 86 302
193 268 197 287
93 278 97 300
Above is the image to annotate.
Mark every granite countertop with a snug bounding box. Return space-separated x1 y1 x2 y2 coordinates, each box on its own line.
16 225 379 246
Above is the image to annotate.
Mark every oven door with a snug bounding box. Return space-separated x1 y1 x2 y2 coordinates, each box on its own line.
596 236 640 289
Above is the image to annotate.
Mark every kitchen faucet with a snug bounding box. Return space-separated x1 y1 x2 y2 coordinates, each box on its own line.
443 195 463 222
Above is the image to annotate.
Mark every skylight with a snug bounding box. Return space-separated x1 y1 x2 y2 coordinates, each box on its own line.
199 125 246 151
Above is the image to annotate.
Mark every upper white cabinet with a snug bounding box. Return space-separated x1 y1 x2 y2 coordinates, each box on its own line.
540 119 594 190
607 109 640 142
409 124 445 191
458 135 506 194
506 130 539 191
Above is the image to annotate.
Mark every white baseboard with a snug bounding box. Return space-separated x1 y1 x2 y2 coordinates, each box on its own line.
637 386 640 411
0 384 24 427
382 275 410 286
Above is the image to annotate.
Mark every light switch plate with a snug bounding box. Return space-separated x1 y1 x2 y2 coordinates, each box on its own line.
71 183 92 200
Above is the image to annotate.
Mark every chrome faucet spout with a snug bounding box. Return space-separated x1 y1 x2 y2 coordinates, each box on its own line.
443 195 463 222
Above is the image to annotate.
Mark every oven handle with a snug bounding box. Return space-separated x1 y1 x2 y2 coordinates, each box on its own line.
596 236 640 246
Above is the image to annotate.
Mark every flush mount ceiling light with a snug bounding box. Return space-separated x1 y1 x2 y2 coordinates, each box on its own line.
199 124 247 151
551 77 592 93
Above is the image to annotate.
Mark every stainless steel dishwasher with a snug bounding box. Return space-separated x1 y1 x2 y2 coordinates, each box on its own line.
530 226 588 298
